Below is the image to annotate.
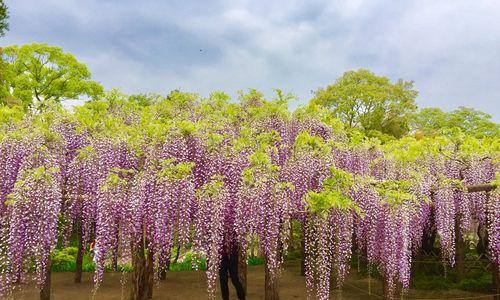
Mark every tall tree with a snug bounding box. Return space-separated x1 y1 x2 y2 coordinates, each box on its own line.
0 0 9 106
1 43 103 111
0 0 8 37
412 106 499 138
311 69 418 138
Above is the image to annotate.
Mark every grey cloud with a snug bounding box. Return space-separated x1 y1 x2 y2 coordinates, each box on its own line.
2 0 499 119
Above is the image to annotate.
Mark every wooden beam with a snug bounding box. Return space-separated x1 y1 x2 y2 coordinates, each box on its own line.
466 184 497 193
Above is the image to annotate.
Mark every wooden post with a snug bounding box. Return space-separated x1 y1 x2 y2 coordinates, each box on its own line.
40 258 52 300
451 183 498 285
454 217 466 282
454 172 467 282
484 191 500 300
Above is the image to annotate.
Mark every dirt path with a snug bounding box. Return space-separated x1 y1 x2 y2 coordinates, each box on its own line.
10 261 492 299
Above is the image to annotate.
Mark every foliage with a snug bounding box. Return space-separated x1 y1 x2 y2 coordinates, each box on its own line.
51 247 82 272
312 69 418 138
412 107 499 138
0 0 7 37
170 252 207 271
1 43 103 111
247 256 265 266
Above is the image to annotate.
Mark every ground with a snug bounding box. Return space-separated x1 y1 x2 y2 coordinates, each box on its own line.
10 261 494 299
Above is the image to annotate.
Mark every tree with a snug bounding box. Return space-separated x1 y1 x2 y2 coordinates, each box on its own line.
1 43 103 111
128 93 163 106
412 106 499 138
311 69 418 138
0 0 8 37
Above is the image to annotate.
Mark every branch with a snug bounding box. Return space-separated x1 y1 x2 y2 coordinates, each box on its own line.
438 147 466 165
365 177 496 194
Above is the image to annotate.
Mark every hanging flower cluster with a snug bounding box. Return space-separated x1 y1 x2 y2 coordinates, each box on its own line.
0 146 62 296
240 148 294 283
193 177 228 298
303 170 358 300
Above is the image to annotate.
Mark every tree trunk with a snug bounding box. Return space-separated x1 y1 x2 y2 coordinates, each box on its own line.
381 277 388 299
173 245 181 264
112 253 119 271
264 260 279 300
146 251 154 299
159 254 169 281
356 250 368 275
288 224 294 252
74 221 84 284
159 267 167 281
130 240 147 300
250 237 256 258
422 199 437 255
238 246 247 294
381 276 394 300
493 262 500 300
300 225 306 276
40 258 51 300
454 219 466 282
381 275 404 300
112 230 119 271
476 223 489 255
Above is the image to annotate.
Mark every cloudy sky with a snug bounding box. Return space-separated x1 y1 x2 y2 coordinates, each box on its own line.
2 0 500 118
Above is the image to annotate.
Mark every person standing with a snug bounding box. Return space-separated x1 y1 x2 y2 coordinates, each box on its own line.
219 194 245 300
219 242 245 300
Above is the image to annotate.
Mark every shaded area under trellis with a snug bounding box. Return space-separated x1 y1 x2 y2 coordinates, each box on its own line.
10 261 496 300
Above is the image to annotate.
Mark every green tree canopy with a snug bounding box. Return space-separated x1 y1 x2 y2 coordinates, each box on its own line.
311 69 418 138
0 0 8 37
412 106 499 138
128 93 164 107
1 43 103 111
